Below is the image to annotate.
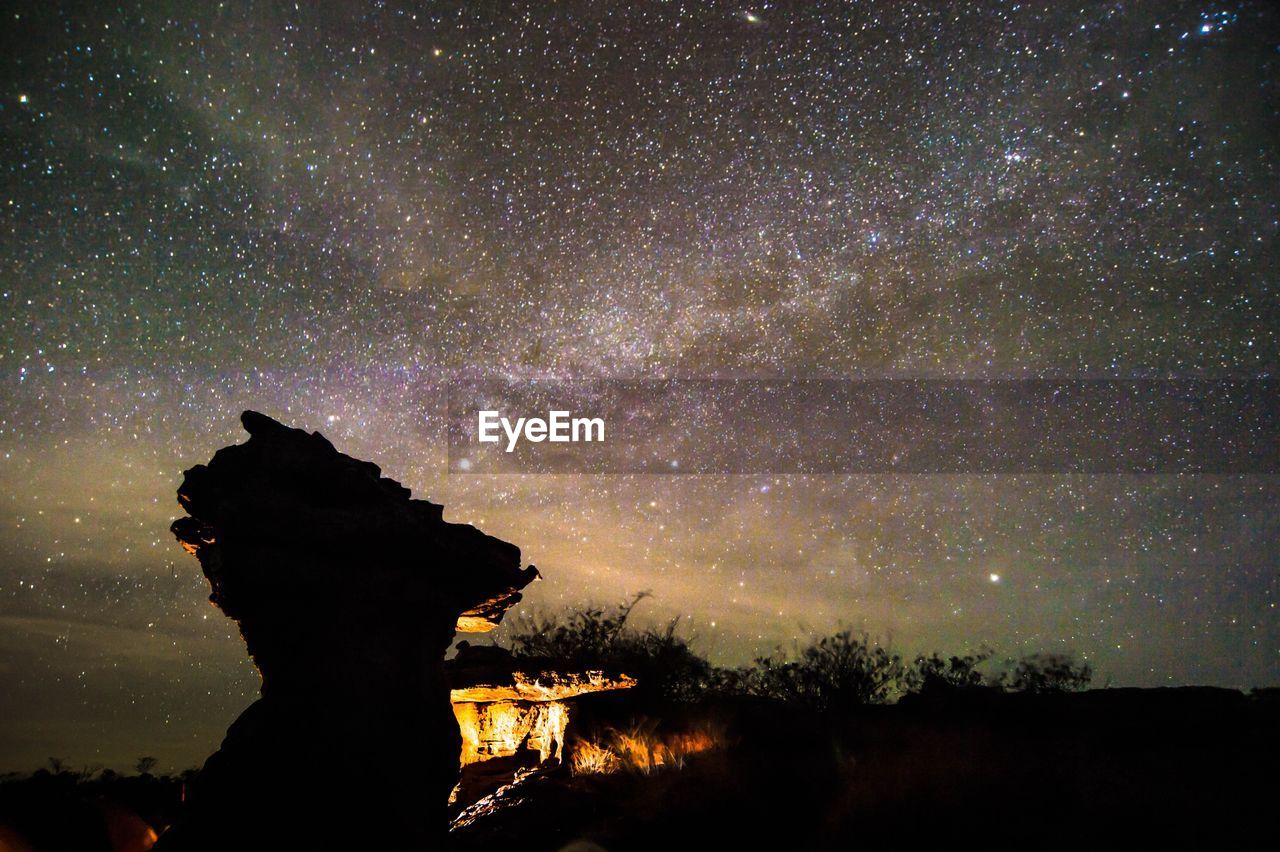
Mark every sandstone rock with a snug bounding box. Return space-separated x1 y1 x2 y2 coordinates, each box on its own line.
451 671 638 704
446 643 635 772
158 411 538 850
447 643 638 703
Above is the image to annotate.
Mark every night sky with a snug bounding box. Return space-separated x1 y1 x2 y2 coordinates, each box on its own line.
1 0 1277 772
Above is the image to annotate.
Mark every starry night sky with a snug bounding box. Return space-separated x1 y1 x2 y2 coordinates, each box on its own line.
1 0 1277 772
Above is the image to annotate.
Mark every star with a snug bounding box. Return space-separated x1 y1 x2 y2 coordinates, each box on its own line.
0 0 1273 773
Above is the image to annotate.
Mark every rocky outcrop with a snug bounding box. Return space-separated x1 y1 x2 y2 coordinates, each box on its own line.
158 411 538 850
445 643 636 809
447 642 638 704
451 670 638 704
446 643 635 770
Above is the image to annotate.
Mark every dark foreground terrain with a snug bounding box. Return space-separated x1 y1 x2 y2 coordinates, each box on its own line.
4 685 1274 850
451 686 1279 850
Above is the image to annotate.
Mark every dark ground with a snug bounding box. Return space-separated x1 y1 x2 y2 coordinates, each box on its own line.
2 686 1276 850
452 686 1279 850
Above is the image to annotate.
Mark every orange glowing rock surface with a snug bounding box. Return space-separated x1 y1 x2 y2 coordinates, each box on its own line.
454 700 571 766
450 670 637 703
455 584 538 632
455 615 500 633
451 670 636 767
446 644 636 779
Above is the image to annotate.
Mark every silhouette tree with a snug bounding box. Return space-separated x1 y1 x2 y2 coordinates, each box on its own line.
1001 653 1092 693
739 630 907 710
910 648 996 693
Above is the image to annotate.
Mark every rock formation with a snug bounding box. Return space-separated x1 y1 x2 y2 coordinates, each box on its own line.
445 643 635 811
158 411 538 850
448 643 635 763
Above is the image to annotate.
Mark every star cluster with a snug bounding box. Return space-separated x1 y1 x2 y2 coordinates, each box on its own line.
0 0 1276 771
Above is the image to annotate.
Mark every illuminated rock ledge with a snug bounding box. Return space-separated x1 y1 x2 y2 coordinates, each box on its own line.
447 644 636 782
451 670 638 703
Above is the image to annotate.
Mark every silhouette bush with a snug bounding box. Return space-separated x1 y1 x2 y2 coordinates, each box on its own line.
500 600 1093 708
733 630 908 710
501 593 719 703
1000 653 1093 693
909 649 997 694
0 762 187 846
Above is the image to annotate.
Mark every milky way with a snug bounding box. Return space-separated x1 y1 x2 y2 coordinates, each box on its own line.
1 1 1277 771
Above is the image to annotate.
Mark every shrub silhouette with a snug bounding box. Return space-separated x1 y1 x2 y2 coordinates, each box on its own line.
735 630 908 710
500 601 1093 708
1001 653 1093 693
909 648 997 693
501 593 719 703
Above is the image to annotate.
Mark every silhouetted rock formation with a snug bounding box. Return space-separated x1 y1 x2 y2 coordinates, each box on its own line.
159 411 538 851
